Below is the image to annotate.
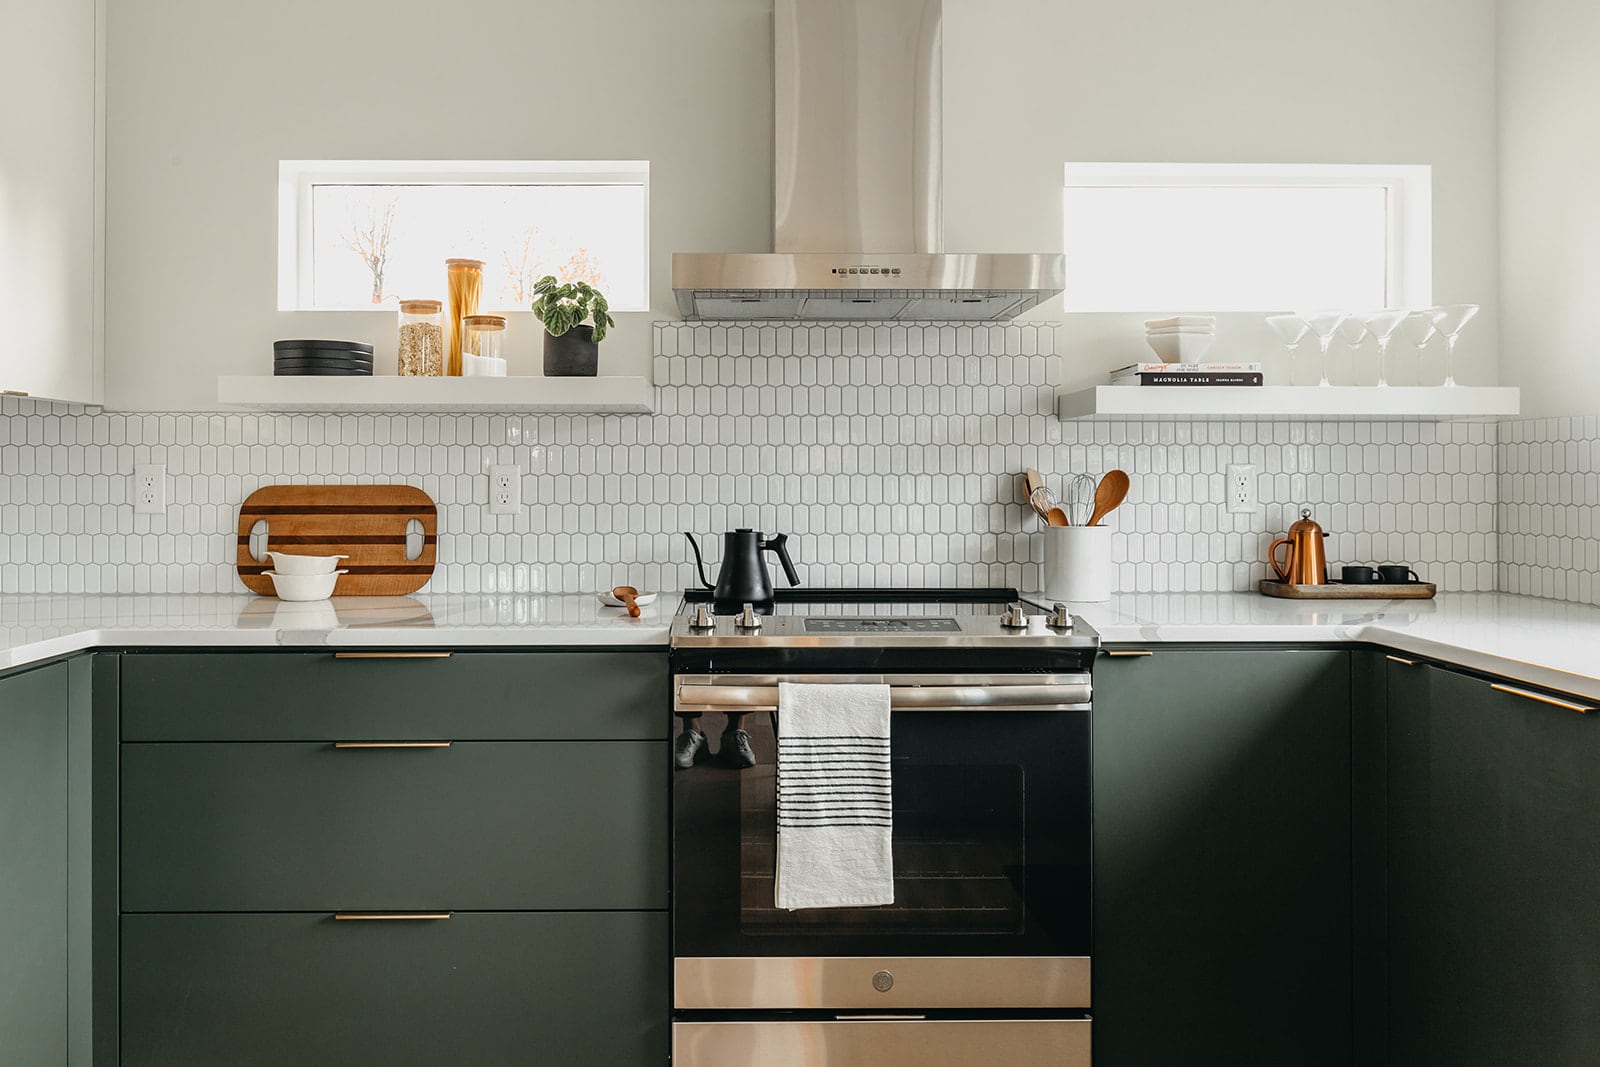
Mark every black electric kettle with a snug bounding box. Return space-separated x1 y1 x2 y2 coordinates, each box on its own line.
683 529 800 610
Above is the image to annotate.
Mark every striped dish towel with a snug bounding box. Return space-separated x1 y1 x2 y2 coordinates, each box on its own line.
774 682 894 910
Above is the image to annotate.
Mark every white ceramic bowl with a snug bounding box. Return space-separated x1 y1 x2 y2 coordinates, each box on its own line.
264 570 346 602
266 551 348 575
1145 316 1216 331
1146 331 1216 363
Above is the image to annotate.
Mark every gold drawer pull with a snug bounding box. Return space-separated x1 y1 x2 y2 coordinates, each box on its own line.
334 651 453 659
334 741 452 749
1489 684 1594 714
1104 649 1154 658
1386 655 1420 666
334 912 451 921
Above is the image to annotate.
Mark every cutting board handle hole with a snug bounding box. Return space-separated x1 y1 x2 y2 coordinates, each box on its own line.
248 519 270 563
405 518 425 561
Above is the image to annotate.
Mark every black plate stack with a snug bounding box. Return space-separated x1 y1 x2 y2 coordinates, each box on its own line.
273 339 375 376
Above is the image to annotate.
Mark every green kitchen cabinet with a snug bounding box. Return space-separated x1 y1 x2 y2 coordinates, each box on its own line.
1093 647 1354 1067
121 911 669 1067
1386 658 1600 1066
0 661 69 1065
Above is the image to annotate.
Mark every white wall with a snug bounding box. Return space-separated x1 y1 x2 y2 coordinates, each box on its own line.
105 0 774 409
1498 0 1600 418
944 0 1500 394
105 0 1500 410
0 0 99 405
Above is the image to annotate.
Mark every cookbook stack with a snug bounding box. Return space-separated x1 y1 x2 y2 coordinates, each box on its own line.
1110 361 1263 387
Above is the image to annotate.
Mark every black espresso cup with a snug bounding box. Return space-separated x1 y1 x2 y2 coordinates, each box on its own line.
1341 565 1380 584
1379 565 1422 584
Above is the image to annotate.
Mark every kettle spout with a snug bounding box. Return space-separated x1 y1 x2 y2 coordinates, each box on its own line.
682 533 715 590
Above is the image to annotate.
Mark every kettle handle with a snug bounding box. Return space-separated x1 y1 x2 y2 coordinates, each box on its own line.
1268 537 1294 582
682 533 715 590
762 534 801 587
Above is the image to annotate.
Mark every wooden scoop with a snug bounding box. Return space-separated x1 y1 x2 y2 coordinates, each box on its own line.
612 585 642 618
1086 469 1130 527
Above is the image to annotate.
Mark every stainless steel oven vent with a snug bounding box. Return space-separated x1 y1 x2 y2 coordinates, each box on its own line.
671 0 1064 321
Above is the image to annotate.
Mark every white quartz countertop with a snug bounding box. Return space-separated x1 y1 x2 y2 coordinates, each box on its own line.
0 592 674 670
2 589 1599 702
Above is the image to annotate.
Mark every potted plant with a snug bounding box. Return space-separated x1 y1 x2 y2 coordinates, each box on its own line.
531 275 615 377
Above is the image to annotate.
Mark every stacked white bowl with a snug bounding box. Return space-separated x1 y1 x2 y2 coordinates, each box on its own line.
263 552 348 601
1145 315 1217 363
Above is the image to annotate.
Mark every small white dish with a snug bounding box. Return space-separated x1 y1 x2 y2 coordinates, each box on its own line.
1146 332 1216 363
597 591 659 608
1145 316 1216 330
265 570 346 602
267 551 349 575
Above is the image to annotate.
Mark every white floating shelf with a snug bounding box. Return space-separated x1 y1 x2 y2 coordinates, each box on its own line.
1057 385 1520 422
217 375 654 413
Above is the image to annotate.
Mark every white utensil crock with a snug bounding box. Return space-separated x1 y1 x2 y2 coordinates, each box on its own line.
1042 525 1112 602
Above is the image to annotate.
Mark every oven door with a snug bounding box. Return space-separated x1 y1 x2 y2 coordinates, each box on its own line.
672 673 1091 1011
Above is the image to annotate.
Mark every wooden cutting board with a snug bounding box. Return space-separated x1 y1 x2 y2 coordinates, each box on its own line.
1259 579 1436 600
236 485 437 596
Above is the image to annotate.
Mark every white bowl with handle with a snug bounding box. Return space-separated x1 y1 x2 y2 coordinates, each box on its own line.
264 570 346 601
266 551 349 575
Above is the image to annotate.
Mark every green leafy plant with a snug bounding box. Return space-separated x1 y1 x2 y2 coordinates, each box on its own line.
531 276 615 343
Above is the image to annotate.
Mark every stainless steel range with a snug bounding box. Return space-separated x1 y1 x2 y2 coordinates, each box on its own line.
670 588 1098 1067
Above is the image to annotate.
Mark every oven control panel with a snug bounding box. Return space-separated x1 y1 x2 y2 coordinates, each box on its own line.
803 618 961 633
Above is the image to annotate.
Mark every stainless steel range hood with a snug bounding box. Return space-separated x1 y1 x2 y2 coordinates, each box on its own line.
672 0 1063 322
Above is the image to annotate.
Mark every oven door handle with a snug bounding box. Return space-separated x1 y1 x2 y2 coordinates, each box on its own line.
675 680 1091 713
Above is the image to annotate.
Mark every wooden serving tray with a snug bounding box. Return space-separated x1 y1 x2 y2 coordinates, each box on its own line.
236 485 437 596
1260 580 1436 600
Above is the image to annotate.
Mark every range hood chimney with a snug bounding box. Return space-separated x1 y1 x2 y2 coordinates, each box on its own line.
672 0 1064 322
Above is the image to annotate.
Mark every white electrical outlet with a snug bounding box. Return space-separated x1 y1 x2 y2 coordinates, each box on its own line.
489 464 522 515
1225 464 1257 514
133 464 166 515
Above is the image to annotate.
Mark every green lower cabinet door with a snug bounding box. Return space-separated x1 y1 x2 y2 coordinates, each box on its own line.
121 911 668 1067
1093 648 1353 1067
0 662 69 1065
121 741 667 912
1392 663 1600 1066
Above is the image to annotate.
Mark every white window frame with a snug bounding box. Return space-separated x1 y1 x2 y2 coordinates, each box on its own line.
277 159 651 312
1061 162 1432 312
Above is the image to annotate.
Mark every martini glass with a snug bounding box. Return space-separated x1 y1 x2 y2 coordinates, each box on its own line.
1399 310 1438 385
1265 313 1309 384
1337 317 1369 386
1297 310 1348 387
1359 309 1411 388
1428 304 1479 387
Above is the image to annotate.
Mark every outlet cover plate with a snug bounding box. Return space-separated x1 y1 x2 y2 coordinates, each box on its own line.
1226 464 1257 514
489 464 521 515
133 464 166 515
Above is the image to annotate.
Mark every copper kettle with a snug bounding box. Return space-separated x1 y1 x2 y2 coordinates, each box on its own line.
1269 507 1329 585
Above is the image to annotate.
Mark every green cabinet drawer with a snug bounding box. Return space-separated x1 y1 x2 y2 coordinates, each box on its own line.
122 741 667 911
120 650 668 741
121 911 668 1067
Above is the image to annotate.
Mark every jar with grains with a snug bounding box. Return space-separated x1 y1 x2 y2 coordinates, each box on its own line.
397 299 444 376
462 314 508 362
444 258 484 376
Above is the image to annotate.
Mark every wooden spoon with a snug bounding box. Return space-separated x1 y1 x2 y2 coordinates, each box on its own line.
612 584 642 618
1046 506 1070 527
1086 469 1130 527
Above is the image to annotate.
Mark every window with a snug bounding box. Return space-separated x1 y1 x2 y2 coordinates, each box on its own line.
278 160 649 311
1061 163 1430 313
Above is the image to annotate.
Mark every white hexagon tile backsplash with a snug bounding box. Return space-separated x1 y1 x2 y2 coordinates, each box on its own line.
0 321 1572 603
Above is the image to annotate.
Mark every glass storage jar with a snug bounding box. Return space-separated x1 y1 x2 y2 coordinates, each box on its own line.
444 258 484 376
462 314 508 369
396 299 444 376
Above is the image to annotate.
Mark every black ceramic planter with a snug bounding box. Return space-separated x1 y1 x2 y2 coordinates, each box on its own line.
543 325 599 376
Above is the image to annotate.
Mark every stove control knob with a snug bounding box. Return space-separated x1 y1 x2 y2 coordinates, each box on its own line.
872 970 894 993
689 604 717 630
1050 603 1073 631
736 603 763 630
1000 603 1028 629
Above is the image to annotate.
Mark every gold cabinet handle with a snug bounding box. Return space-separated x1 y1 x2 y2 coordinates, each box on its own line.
333 741 452 749
334 912 451 921
334 651 452 659
1490 684 1594 715
1104 649 1154 658
1386 655 1420 666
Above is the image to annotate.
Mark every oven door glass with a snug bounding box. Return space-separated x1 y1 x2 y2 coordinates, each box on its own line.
672 705 1090 959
